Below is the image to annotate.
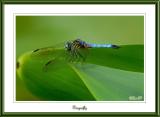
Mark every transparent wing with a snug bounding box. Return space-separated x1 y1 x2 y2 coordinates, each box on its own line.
30 42 66 70
30 41 90 71
31 39 76 55
31 41 65 58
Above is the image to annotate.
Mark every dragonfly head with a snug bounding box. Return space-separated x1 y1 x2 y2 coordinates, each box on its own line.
65 41 72 51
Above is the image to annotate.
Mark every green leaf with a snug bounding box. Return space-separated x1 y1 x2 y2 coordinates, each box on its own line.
73 64 144 101
17 54 96 101
17 45 144 101
87 45 144 72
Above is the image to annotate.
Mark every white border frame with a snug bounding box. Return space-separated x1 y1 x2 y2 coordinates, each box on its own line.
4 5 155 112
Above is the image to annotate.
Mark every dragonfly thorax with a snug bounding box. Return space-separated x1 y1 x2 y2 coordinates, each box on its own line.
65 39 85 51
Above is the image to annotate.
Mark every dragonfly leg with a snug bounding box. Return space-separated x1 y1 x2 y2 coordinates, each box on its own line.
74 48 84 62
73 48 81 62
66 46 87 62
71 49 78 62
74 50 80 62
77 50 86 62
67 46 78 62
64 49 74 62
70 44 79 62
67 51 74 62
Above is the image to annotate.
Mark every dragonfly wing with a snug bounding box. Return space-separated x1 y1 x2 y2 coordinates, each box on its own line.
31 41 66 58
43 56 67 72
30 40 89 71
30 42 68 71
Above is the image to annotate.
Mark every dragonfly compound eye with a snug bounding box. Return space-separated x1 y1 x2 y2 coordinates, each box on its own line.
65 43 68 48
65 42 72 51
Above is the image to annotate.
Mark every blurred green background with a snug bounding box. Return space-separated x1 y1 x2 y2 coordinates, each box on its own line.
16 16 144 101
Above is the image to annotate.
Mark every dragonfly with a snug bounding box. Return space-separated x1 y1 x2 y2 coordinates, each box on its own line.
32 38 120 68
64 39 119 61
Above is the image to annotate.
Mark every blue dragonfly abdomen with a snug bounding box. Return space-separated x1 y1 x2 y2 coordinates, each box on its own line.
86 43 119 48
